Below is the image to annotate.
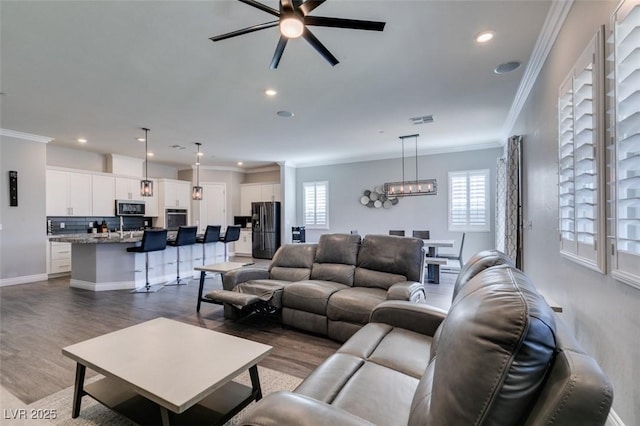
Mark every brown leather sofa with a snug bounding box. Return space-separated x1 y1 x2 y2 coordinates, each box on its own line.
206 233 425 342
239 250 614 426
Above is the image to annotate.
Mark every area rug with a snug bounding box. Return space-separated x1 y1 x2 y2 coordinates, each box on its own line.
25 367 302 425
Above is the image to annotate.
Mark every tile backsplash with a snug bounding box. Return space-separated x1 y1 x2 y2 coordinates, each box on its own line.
47 216 152 235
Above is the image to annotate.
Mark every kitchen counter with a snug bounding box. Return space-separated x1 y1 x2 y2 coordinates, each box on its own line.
52 231 220 291
49 231 177 244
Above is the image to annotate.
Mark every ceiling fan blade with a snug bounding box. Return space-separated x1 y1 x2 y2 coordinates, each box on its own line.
281 0 295 13
237 0 281 18
304 16 386 31
298 0 326 16
209 20 279 42
302 28 339 66
270 36 289 69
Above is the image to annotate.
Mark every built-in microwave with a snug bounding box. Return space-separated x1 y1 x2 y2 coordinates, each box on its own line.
116 200 146 216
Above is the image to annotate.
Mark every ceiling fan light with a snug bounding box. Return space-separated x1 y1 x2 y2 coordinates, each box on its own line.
280 15 304 38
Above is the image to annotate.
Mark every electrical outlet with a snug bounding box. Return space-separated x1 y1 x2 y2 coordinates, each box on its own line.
60 222 65 229
89 221 94 227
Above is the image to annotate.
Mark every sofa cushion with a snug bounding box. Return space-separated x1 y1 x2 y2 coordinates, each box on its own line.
355 235 423 287
269 244 317 282
314 234 361 265
311 263 357 286
408 265 556 426
282 280 349 315
339 323 433 379
326 287 387 325
295 351 421 426
452 249 513 300
353 268 407 290
310 234 360 286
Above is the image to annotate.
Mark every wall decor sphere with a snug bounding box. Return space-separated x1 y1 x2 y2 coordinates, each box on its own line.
360 186 399 209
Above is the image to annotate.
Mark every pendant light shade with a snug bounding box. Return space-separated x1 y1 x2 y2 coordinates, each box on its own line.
384 134 437 197
192 142 203 200
140 127 153 197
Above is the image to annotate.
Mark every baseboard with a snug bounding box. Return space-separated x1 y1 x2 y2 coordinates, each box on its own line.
0 273 48 287
606 408 625 426
70 271 200 292
70 279 134 292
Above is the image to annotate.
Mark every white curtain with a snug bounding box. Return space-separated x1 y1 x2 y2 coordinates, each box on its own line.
495 135 523 268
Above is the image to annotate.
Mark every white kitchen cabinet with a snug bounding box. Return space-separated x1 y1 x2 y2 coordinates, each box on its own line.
46 169 92 216
48 241 71 274
240 185 261 215
236 229 253 256
92 174 115 216
115 177 142 201
240 183 281 215
160 180 191 208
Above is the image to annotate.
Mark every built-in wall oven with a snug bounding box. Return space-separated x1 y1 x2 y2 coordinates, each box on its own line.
165 209 188 230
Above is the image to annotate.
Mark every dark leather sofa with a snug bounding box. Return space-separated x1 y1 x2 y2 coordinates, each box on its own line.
206 233 426 342
239 250 614 426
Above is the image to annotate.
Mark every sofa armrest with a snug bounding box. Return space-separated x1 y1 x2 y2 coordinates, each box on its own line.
222 267 269 290
240 392 374 426
387 281 425 302
370 300 447 336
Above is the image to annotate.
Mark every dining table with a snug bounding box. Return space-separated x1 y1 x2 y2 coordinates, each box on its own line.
422 239 455 283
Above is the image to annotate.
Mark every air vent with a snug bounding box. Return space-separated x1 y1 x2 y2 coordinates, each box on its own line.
409 115 434 125
170 144 186 150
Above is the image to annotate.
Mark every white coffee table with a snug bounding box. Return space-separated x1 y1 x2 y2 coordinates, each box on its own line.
62 317 272 425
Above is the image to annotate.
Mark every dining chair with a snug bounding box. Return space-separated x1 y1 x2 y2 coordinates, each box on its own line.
389 230 405 236
440 232 466 270
412 230 430 239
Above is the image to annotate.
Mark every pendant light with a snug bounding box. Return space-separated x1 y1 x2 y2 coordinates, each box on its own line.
192 142 203 200
383 134 437 197
140 127 153 197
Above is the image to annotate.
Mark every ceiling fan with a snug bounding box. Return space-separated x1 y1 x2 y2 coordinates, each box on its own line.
210 0 386 69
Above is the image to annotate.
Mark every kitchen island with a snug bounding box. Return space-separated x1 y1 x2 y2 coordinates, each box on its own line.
49 232 223 291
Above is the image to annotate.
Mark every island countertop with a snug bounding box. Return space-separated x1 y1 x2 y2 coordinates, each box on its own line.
48 231 178 244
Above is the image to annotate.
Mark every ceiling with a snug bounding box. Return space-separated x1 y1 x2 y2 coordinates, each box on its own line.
0 0 552 170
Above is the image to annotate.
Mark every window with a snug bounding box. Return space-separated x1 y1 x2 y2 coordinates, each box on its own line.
303 181 328 229
557 28 605 273
610 1 640 288
448 169 490 232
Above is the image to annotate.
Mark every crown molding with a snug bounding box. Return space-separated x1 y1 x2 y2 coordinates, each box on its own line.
501 0 574 140
0 128 54 143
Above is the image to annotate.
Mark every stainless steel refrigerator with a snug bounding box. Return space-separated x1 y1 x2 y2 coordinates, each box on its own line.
252 201 281 259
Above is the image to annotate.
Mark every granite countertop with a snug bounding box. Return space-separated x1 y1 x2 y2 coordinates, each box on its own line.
49 232 144 244
48 230 178 244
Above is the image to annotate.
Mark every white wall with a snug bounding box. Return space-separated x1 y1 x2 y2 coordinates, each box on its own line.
47 144 179 179
295 148 502 260
511 0 638 423
0 136 48 283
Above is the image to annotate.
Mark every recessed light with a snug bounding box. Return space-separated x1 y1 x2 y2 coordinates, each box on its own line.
237 161 244 166
137 137 146 142
197 151 204 156
475 30 495 43
277 110 294 118
265 89 277 96
77 138 87 143
494 61 521 74
147 152 154 157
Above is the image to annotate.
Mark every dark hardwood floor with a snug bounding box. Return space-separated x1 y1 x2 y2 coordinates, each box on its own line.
0 259 455 405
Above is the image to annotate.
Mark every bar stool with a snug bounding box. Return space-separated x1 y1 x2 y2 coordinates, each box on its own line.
127 229 168 293
219 225 241 262
166 226 198 286
196 225 221 266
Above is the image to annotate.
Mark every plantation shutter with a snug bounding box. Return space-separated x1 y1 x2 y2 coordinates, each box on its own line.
449 170 490 232
303 181 329 229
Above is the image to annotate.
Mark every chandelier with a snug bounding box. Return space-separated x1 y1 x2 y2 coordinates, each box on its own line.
384 134 437 197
